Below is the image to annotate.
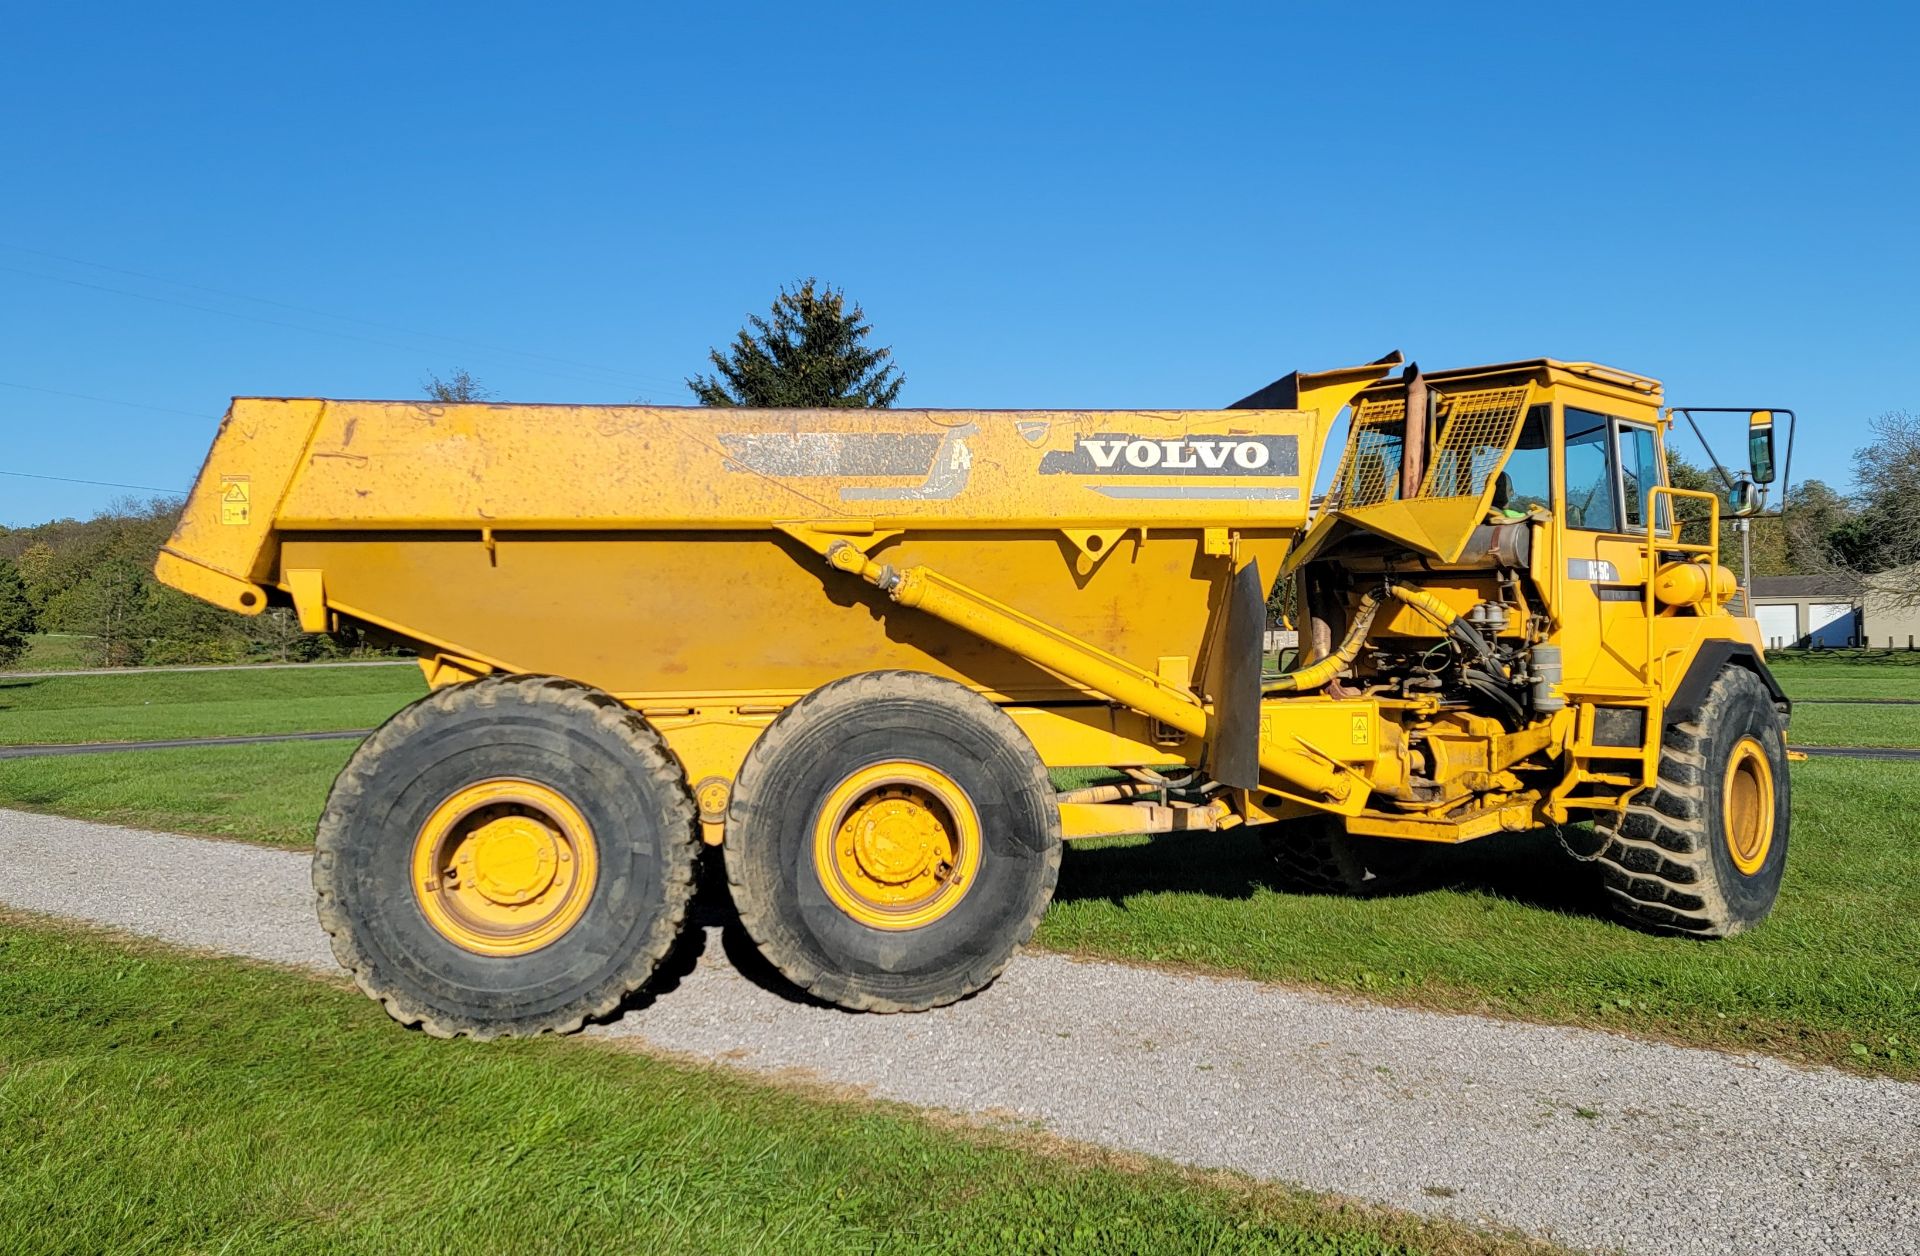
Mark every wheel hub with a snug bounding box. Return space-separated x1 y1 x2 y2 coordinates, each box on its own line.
845 792 946 885
1723 737 1775 875
462 815 562 905
813 763 982 931
411 779 599 957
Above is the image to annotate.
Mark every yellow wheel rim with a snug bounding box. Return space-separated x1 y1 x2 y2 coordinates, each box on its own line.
811 762 982 931
1723 737 1776 876
410 779 599 956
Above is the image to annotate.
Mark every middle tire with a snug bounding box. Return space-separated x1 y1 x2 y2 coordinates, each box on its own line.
725 671 1062 1012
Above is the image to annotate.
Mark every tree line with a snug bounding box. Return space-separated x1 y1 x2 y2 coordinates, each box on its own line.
0 498 388 669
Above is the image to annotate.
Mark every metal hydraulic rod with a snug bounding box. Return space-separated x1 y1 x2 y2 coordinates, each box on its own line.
822 541 1357 802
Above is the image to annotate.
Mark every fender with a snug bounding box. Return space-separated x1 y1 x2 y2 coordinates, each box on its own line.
1665 640 1790 725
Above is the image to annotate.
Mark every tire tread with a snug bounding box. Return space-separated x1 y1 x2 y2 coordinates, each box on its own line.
1593 667 1784 938
724 670 1061 1013
313 674 698 1039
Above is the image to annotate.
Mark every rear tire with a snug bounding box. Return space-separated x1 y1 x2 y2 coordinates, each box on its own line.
1593 666 1788 937
314 675 698 1038
1259 814 1433 895
725 671 1061 1012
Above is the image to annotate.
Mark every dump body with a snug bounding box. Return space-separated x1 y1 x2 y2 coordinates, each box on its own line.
159 391 1380 787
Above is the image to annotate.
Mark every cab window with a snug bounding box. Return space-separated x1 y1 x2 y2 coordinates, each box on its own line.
1563 408 1619 531
1617 422 1669 533
1496 405 1551 513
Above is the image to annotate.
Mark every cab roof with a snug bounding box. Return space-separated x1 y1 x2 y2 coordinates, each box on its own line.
1356 357 1663 411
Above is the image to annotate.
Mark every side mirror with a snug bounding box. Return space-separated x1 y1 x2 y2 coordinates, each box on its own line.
1748 411 1777 485
1725 476 1761 517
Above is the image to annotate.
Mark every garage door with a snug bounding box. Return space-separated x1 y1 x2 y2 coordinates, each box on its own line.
1753 604 1798 649
1808 602 1857 647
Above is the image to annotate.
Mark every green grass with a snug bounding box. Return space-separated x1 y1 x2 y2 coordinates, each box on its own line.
1769 646 1920 667
0 917 1529 1256
1752 656 1920 742
0 740 354 843
1770 656 1920 702
1039 756 1920 1078
1783 703 1920 747
1 632 101 671
0 665 424 745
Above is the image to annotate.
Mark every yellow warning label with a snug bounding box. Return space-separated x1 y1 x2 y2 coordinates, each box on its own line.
1350 714 1370 745
221 476 251 526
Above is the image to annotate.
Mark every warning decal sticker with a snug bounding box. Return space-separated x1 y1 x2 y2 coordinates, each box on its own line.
221 476 251 526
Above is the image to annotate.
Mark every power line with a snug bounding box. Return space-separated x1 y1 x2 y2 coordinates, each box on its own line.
4 261 681 397
1 240 683 387
0 468 186 495
0 380 214 422
0 243 693 395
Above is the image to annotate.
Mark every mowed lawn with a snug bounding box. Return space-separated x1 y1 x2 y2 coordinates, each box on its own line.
0 665 425 745
1769 652 1920 700
0 740 356 844
0 918 1515 1256
1756 656 1920 745
0 632 101 672
1781 703 1920 747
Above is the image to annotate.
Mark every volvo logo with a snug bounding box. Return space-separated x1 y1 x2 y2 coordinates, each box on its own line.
1040 434 1298 478
1082 437 1272 470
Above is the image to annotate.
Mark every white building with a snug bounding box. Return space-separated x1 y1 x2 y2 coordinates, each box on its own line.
1746 576 1860 649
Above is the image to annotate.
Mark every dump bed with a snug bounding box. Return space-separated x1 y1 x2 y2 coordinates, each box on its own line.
157 396 1357 703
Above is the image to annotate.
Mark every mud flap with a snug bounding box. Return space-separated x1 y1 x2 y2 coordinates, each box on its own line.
1204 559 1264 790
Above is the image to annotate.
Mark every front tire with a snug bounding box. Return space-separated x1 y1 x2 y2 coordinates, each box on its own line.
314 675 699 1038
725 671 1061 1012
1594 666 1789 937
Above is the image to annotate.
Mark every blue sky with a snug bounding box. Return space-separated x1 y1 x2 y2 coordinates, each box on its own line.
2 2 1914 525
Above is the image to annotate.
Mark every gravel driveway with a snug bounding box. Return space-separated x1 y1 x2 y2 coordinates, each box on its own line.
2 809 1914 1255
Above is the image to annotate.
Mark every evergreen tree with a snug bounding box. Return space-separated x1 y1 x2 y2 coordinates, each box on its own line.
688 279 903 408
0 558 34 667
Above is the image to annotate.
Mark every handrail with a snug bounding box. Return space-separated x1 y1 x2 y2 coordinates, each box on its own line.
1643 486 1721 685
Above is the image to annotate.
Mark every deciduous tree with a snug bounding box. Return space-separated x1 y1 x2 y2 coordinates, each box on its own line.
423 369 490 402
1837 410 1920 604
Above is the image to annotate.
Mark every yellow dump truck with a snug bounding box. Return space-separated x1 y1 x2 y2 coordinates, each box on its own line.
157 353 1791 1037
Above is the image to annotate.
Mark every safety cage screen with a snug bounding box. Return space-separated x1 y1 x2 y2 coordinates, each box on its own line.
1328 386 1531 508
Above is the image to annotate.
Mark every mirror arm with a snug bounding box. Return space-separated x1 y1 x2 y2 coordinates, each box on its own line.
1671 407 1738 493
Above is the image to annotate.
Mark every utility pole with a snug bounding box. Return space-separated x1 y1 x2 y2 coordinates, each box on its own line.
1738 516 1753 616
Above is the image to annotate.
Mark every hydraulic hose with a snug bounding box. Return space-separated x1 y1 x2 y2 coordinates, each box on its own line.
1386 584 1501 672
1266 592 1382 692
1386 583 1523 724
1265 584 1500 695
1384 584 1459 632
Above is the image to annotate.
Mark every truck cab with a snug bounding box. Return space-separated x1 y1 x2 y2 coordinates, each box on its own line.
1261 358 1788 936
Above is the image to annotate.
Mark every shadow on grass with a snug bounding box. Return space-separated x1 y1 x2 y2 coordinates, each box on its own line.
1051 824 1616 924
